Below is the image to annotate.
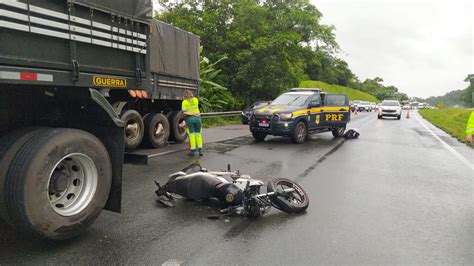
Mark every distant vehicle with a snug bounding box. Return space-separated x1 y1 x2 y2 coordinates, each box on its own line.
241 101 271 124
378 100 402 120
369 102 376 111
357 101 372 112
402 105 411 110
249 88 350 143
350 100 362 112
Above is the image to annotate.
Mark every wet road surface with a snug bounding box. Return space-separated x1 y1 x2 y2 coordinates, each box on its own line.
1 111 473 264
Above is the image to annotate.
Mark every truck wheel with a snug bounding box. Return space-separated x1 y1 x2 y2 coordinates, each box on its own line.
4 128 112 240
332 126 345 138
0 127 47 225
167 111 187 143
121 110 144 150
252 132 267 142
291 121 307 144
144 113 170 148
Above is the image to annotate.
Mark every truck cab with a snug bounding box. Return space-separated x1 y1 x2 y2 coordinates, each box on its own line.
249 88 350 143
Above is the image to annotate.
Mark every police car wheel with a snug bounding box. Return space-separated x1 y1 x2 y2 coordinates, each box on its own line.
332 127 345 138
291 122 307 144
252 132 267 142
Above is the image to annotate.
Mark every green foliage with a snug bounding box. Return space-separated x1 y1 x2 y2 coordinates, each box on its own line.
201 117 241 128
199 47 240 112
461 74 474 108
157 0 409 106
419 108 473 147
349 77 408 101
157 0 340 105
425 89 465 107
300 80 379 102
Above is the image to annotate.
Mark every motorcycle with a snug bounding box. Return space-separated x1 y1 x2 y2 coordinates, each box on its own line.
155 164 309 217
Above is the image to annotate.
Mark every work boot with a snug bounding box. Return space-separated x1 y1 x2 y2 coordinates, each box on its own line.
187 150 197 157
198 148 204 157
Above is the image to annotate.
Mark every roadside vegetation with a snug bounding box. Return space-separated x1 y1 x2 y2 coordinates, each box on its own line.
156 0 406 111
201 117 241 128
419 108 473 146
300 80 379 102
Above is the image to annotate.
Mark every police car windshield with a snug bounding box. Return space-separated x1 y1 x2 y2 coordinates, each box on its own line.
272 94 309 106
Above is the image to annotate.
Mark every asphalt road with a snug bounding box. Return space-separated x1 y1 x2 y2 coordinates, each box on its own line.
1 111 473 264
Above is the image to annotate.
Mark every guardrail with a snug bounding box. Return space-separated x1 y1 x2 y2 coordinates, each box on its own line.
201 111 242 118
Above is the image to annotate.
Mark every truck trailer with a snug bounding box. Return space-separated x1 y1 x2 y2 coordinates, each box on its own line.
0 0 199 239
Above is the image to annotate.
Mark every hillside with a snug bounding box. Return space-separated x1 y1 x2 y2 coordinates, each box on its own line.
299 80 379 102
424 89 465 107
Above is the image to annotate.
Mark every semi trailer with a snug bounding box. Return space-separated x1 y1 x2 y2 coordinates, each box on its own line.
0 0 199 239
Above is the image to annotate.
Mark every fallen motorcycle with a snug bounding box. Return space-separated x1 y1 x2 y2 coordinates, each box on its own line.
155 164 309 217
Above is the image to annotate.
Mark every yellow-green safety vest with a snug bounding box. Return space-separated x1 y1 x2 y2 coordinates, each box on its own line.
182 97 200 114
466 111 474 134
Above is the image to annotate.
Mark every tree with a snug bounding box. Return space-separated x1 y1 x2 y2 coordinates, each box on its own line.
199 47 239 112
157 0 339 104
461 74 474 107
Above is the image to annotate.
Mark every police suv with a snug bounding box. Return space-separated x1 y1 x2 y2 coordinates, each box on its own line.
249 88 350 143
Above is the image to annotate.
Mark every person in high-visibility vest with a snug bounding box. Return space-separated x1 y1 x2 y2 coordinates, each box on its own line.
182 90 203 156
466 111 474 144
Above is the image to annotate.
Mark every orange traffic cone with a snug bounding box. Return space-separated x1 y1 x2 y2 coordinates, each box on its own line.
406 110 410 119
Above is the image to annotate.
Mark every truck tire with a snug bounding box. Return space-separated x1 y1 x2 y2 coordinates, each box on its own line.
144 113 170 148
4 128 112 240
167 111 187 143
121 109 144 150
290 121 307 144
332 126 346 138
0 127 47 225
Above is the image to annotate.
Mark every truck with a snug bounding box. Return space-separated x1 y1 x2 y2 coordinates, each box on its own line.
0 0 199 240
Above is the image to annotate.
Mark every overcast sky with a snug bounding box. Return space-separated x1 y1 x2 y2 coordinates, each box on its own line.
313 0 473 98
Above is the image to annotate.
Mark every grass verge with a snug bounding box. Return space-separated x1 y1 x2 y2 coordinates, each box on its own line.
300 80 379 102
201 116 242 128
418 108 473 147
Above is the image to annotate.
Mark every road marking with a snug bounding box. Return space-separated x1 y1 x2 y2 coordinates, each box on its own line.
162 259 183 266
415 112 474 171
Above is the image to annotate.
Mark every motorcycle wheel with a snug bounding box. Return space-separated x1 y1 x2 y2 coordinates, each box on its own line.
267 178 309 213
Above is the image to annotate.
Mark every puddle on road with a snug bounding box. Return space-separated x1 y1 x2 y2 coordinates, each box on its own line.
205 136 255 153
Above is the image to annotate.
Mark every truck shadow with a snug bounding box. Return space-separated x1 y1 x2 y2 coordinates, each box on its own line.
0 221 85 257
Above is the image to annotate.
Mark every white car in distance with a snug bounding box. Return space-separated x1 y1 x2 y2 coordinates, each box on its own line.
378 100 402 120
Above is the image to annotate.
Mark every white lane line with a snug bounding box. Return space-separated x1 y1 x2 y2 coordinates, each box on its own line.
162 259 183 266
414 111 474 171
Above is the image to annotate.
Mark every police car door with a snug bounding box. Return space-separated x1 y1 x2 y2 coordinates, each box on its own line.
307 94 323 129
321 94 350 127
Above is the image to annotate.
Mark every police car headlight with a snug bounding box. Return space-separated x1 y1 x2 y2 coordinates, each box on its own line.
279 113 293 120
